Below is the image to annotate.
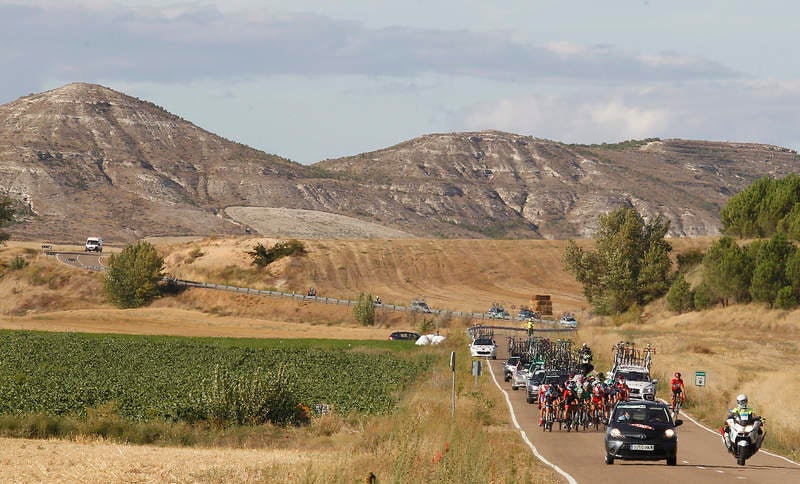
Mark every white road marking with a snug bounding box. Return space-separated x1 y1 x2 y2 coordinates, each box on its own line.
681 460 689 464
489 361 578 484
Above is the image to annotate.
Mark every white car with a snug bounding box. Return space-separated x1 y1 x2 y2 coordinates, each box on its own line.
612 364 658 401
559 314 578 328
85 236 103 253
469 337 497 359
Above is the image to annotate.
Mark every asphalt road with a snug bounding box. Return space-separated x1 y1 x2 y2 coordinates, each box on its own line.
486 359 800 484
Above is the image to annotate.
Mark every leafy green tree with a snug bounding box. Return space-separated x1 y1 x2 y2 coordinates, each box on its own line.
0 196 15 245
563 207 672 315
353 292 375 326
693 281 715 310
702 236 752 305
104 241 164 308
666 274 694 313
749 233 796 306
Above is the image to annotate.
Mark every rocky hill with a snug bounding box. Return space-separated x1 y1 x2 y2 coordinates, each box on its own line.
1 83 798 243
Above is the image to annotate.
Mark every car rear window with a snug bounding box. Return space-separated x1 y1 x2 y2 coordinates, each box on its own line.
473 339 493 345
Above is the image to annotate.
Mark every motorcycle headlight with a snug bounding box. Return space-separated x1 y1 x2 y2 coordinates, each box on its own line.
733 424 746 433
609 428 623 439
664 429 676 439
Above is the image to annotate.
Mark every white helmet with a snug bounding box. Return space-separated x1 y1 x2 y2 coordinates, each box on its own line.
736 394 748 408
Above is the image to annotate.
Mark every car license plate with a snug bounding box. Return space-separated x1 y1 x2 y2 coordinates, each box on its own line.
630 444 654 451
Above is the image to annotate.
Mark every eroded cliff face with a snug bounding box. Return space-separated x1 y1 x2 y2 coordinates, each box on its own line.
1 84 798 242
318 131 798 238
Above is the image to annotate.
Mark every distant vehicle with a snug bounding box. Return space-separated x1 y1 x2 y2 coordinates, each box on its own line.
388 331 421 341
487 306 510 320
469 337 497 359
410 299 432 313
559 313 578 328
604 400 682 466
84 237 103 253
516 308 538 321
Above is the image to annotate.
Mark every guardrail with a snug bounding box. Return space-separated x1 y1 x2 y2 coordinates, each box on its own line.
48 251 568 321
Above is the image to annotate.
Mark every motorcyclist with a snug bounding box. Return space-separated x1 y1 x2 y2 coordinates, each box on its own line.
579 342 594 375
727 394 758 420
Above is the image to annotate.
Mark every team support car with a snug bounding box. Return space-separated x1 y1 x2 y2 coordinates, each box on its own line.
469 337 497 359
388 331 421 341
612 364 658 401
604 400 682 466
526 370 568 404
503 355 521 382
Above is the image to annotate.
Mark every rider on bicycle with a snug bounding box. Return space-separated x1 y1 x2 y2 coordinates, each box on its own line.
615 376 630 403
671 372 686 410
591 382 607 421
542 384 559 426
562 381 580 422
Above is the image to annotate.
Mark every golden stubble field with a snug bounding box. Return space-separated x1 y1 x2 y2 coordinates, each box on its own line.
0 236 797 480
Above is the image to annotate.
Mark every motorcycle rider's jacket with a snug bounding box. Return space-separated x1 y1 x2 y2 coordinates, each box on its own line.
728 406 756 420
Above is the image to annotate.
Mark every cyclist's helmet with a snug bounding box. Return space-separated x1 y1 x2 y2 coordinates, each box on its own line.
674 372 681 378
583 381 590 389
568 381 577 390
736 394 748 408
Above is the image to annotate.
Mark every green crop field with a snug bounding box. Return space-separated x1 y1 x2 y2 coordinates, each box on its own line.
0 330 432 422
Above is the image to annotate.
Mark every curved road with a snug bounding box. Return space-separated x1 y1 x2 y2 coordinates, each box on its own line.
486 359 800 484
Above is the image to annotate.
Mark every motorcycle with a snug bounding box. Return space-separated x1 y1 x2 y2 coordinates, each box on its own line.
721 410 765 466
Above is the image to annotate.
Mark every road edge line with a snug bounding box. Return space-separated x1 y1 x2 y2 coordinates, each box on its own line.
489 360 578 484
658 399 800 467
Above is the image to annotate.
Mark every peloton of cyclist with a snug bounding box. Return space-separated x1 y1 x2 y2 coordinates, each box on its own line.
671 372 686 410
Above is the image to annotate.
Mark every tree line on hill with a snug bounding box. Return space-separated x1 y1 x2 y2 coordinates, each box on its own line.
564 174 800 315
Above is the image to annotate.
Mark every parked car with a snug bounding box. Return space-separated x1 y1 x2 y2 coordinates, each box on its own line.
388 331 421 341
469 337 497 359
604 400 682 466
516 308 537 321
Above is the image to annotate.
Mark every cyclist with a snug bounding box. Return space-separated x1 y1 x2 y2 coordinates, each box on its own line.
615 376 630 403
670 372 686 413
591 383 607 423
579 381 592 425
541 384 559 426
562 381 580 423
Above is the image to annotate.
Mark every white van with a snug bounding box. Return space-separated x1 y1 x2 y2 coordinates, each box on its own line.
85 237 103 253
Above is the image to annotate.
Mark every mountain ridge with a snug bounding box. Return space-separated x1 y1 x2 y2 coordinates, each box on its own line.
1 83 797 243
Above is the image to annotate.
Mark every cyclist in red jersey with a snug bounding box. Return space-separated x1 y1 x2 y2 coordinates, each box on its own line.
671 372 686 409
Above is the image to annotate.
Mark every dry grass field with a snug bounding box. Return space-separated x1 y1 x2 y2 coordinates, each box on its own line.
0 235 797 480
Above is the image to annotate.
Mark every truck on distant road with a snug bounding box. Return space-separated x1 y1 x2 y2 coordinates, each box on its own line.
85 237 103 253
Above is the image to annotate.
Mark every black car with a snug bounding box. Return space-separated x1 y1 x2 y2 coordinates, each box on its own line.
604 400 682 466
388 331 421 341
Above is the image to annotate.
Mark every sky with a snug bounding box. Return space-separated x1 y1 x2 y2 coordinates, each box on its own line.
1 1 799 164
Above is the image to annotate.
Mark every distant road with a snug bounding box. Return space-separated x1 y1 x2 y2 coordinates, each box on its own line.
487 359 800 483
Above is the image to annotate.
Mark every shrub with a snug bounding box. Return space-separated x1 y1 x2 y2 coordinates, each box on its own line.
353 292 375 326
774 286 798 309
9 255 27 270
248 239 307 267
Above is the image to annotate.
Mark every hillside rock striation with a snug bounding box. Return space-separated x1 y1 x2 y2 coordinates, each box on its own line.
1 83 798 242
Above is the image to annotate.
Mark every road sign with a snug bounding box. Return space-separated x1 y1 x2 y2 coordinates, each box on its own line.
695 371 706 387
472 360 482 376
